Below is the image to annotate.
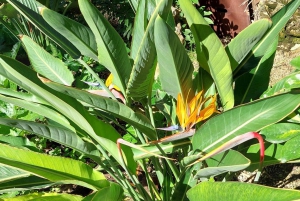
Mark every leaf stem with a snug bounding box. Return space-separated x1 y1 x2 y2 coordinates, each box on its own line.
96 144 140 200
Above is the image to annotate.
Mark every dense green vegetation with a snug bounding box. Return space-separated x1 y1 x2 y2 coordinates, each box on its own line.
0 0 300 200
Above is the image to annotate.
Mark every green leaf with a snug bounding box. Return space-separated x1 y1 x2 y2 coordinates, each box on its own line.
43 81 157 140
0 143 109 190
85 183 123 201
126 0 172 99
0 88 48 105
0 192 83 201
226 19 272 71
241 142 283 171
281 135 300 162
78 0 132 95
128 0 138 12
192 68 215 97
187 182 300 201
171 163 200 201
154 15 194 101
290 56 300 69
20 35 74 86
7 0 81 58
234 0 300 77
261 72 300 97
234 37 278 105
0 135 36 150
0 3 18 18
179 0 234 110
40 7 98 61
192 91 300 154
0 118 100 160
0 93 74 132
0 174 54 193
260 123 300 143
130 0 147 59
196 150 250 178
133 139 190 160
0 55 136 174
0 165 29 182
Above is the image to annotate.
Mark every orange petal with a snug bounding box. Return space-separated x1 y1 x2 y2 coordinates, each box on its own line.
176 93 187 129
188 90 203 113
195 95 217 123
185 100 204 127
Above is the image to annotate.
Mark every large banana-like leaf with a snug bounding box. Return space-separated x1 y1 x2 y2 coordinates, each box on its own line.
234 38 278 105
260 123 300 143
0 143 109 190
7 0 81 59
0 94 74 131
0 165 29 182
170 163 200 201
0 192 83 200
192 91 300 155
225 19 272 72
241 142 282 171
280 135 300 162
128 0 138 12
196 150 250 178
154 15 194 101
0 55 136 174
234 0 300 77
261 72 300 97
193 68 216 100
130 0 147 59
126 0 172 99
179 0 234 110
0 169 55 193
78 0 132 95
85 183 123 201
0 88 48 105
17 0 38 12
0 118 100 160
187 182 300 201
43 81 157 140
243 140 300 171
21 35 74 86
40 7 98 61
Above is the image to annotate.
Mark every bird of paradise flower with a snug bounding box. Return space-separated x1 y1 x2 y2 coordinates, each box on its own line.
153 90 218 143
117 91 219 160
117 90 264 169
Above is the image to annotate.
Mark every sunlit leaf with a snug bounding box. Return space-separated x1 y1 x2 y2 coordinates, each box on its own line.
40 7 98 61
126 0 172 99
261 72 300 97
0 143 109 190
43 81 157 140
192 91 300 154
260 123 300 143
281 135 300 162
21 35 74 86
179 0 234 110
7 0 81 58
196 150 250 178
226 19 272 71
187 182 300 201
234 0 300 77
154 15 194 102
78 0 132 95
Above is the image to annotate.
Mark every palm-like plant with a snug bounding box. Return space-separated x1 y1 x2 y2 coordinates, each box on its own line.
0 0 299 200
